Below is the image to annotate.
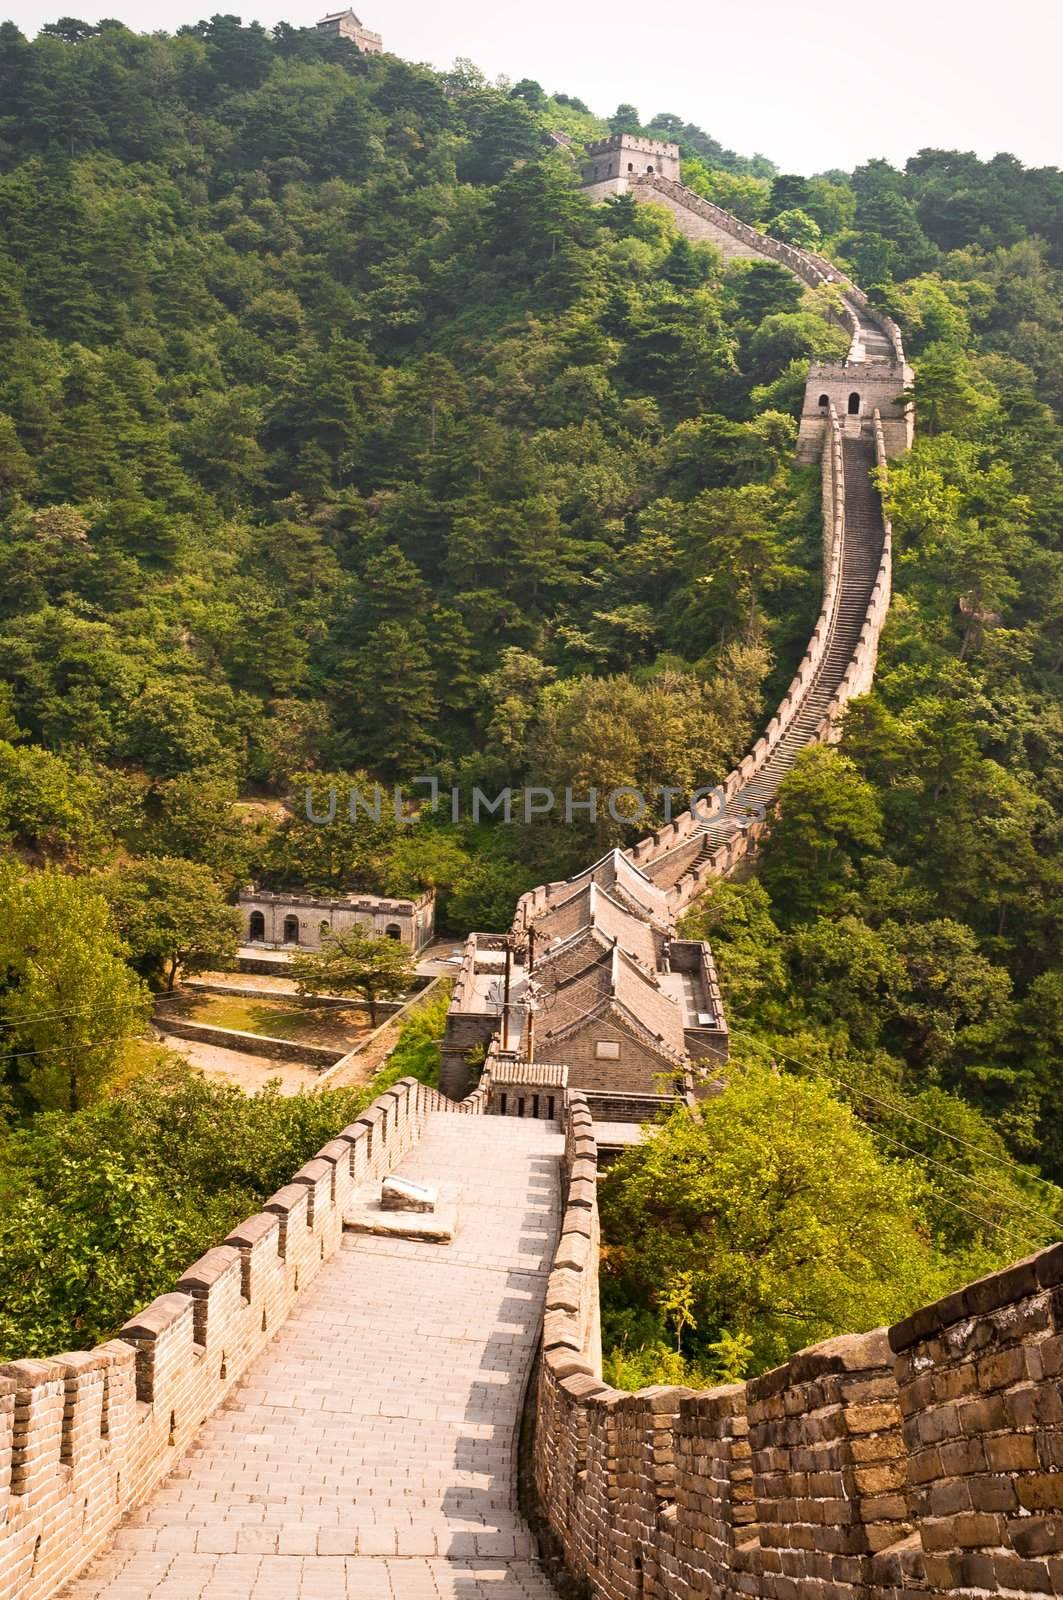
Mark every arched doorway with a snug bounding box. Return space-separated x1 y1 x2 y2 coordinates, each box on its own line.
384 923 402 941
248 911 265 943
848 392 861 415
283 915 300 944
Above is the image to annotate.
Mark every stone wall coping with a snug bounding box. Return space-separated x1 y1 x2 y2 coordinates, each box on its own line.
292 1158 332 1186
264 1184 309 1218
889 1244 1063 1352
225 1211 282 1250
120 1293 193 1341
177 1246 242 1293
747 1329 893 1399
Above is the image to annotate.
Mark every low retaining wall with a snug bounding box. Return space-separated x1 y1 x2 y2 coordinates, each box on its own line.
0 1075 486 1600
182 979 424 1015
154 1015 347 1068
533 1097 1063 1600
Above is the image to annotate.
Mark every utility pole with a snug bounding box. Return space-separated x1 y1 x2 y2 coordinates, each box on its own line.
501 937 512 1053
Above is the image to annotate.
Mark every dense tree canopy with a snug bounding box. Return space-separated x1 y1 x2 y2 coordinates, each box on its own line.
0 16 1060 1376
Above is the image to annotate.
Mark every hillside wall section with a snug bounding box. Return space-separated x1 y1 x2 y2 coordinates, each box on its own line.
534 1095 1063 1600
0 1076 487 1600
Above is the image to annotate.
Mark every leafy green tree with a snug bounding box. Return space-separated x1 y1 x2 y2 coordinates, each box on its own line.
0 740 109 863
263 770 402 896
760 747 884 922
769 208 821 249
103 856 241 991
608 103 641 135
600 1068 952 1376
0 864 149 1112
289 925 415 1024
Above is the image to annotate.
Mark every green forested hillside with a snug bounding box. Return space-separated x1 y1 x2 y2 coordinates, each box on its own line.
0 16 1061 1367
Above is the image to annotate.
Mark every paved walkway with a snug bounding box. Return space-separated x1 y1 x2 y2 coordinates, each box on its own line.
60 1114 563 1600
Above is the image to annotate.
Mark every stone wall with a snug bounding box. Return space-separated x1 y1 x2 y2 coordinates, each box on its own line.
239 887 435 953
628 406 896 912
154 1014 348 1066
0 1076 485 1600
532 1096 1063 1600
628 405 847 878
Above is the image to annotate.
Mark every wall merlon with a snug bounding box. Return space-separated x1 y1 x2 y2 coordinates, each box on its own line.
0 1074 485 1600
118 1294 191 1345
263 1183 309 1236
223 1212 280 1254
176 1246 241 1295
534 1099 1063 1600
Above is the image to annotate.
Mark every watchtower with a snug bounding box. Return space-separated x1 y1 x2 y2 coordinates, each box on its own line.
580 134 680 201
316 8 383 53
796 359 914 461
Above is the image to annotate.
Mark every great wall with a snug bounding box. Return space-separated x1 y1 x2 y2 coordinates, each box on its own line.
3 139 1060 1600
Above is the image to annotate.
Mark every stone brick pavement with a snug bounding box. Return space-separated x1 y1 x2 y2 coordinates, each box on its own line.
59 1114 562 1600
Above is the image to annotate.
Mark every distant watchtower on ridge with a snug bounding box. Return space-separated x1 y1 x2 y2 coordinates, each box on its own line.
580 134 681 202
316 8 383 53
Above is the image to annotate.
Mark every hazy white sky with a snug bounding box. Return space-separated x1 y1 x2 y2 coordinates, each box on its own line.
4 0 1060 175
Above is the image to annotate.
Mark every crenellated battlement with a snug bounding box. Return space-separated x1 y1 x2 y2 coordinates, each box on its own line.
533 1096 1063 1600
0 1076 488 1600
584 134 680 158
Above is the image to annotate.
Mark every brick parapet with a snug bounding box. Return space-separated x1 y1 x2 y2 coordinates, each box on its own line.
630 405 847 882
0 1074 486 1600
653 410 895 910
533 1100 1063 1600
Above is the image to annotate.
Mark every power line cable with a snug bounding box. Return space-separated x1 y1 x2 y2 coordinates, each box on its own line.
0 989 187 1032
868 1124 1060 1235
685 1029 1062 1197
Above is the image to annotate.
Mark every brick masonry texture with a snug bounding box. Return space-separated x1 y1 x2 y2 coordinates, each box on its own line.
0 1077 559 1600
4 1082 1063 1600
2 161 1059 1600
532 1094 1063 1600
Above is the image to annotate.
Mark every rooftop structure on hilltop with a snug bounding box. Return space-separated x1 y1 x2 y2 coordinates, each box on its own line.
316 8 383 53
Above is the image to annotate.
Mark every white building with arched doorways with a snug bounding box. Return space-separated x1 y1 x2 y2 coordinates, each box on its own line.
238 887 436 953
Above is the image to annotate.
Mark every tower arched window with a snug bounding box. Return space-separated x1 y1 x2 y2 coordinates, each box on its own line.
848 392 861 415
818 393 830 409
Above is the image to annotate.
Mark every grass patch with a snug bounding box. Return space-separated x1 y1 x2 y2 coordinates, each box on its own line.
187 995 370 1047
